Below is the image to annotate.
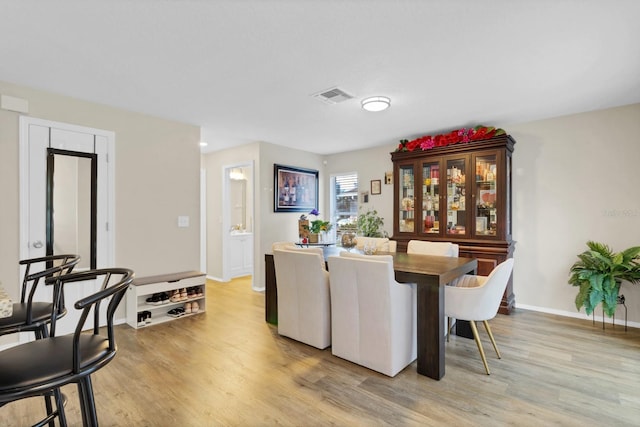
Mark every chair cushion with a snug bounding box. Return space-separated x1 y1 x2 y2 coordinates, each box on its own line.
0 335 113 392
0 302 57 330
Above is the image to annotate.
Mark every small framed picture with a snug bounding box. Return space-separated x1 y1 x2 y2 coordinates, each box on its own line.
371 179 382 195
384 171 393 185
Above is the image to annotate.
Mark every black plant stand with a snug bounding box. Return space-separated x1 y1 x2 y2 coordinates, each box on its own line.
592 294 627 331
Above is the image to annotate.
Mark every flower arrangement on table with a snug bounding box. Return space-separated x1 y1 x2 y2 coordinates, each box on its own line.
299 209 332 242
301 209 333 234
395 125 506 152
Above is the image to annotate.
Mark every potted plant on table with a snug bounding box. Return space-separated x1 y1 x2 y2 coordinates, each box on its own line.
568 241 640 317
303 209 332 243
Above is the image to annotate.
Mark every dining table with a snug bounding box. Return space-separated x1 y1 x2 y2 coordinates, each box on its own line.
264 247 478 380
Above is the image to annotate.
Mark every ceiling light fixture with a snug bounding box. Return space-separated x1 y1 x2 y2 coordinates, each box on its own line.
199 141 208 147
361 96 390 112
229 168 245 180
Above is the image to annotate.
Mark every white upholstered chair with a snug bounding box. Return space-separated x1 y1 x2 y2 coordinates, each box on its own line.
272 248 331 349
355 237 396 253
407 240 461 335
328 252 416 377
445 258 514 375
406 240 459 257
271 241 296 251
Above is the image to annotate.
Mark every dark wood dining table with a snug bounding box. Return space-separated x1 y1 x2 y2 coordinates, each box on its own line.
264 248 478 380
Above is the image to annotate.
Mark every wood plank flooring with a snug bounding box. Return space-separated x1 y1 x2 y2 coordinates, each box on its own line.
3 276 640 426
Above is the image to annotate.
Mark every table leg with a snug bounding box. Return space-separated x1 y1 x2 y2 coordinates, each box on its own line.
416 279 444 380
264 254 278 325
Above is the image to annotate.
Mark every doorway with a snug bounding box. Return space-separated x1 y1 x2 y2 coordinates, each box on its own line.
19 117 115 338
222 162 254 282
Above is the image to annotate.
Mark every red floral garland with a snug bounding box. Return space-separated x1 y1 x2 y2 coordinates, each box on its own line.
395 125 506 152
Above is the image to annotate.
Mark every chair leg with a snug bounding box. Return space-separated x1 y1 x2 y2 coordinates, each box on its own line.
77 376 99 427
482 320 501 359
470 320 490 375
446 317 452 342
31 390 67 427
53 388 68 427
43 395 54 427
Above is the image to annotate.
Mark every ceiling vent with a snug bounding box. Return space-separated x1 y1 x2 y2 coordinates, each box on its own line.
312 87 355 104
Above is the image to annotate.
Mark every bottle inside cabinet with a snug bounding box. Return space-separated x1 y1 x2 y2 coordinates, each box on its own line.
399 165 415 232
422 162 440 233
475 154 497 236
446 158 466 235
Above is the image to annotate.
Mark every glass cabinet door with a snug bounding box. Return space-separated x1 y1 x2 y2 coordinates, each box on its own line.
398 164 415 233
422 162 440 234
446 158 467 236
474 154 497 236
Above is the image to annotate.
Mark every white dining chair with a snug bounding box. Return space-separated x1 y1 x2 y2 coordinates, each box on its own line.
272 247 331 349
406 240 459 257
444 258 514 374
355 237 396 253
328 252 416 377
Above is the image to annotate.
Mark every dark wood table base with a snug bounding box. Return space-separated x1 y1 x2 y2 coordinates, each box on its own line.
265 251 477 380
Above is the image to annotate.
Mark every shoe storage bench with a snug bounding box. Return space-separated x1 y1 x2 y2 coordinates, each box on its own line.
126 270 206 329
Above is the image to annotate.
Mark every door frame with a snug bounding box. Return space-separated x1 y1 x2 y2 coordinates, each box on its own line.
221 161 254 282
19 116 115 266
19 117 116 336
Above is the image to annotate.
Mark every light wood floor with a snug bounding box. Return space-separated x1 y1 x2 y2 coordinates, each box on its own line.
4 276 640 426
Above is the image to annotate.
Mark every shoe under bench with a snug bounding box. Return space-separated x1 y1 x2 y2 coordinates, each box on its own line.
125 270 206 329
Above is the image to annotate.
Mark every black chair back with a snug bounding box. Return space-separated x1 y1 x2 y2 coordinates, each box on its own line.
46 268 134 373
0 268 134 427
0 254 80 339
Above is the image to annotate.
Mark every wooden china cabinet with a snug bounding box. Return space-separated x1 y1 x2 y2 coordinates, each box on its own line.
391 134 516 314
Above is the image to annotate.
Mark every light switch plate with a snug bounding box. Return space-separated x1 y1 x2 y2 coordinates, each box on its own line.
178 216 190 227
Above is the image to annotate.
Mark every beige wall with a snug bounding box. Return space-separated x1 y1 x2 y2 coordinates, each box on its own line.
325 144 396 237
5 77 636 329
203 141 324 290
323 103 640 325
509 104 640 323
202 143 260 281
0 80 201 306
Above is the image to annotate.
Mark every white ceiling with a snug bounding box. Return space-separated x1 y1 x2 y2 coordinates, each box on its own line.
1 1 639 155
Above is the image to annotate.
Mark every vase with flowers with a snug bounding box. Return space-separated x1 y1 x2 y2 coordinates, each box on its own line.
301 209 332 243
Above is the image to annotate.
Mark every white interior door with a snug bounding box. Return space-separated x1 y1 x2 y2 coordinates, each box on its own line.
19 117 115 338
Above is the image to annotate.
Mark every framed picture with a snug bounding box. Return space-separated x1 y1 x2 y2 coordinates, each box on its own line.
274 164 319 212
371 179 382 195
384 171 393 185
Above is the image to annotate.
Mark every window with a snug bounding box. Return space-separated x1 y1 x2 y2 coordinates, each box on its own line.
330 173 358 240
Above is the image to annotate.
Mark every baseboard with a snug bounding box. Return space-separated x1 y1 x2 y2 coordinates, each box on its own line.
516 304 640 329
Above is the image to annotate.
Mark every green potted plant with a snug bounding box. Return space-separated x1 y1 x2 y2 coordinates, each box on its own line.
356 208 387 238
568 241 640 317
